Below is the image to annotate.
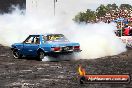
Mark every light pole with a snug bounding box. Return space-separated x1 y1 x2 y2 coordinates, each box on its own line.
54 0 57 16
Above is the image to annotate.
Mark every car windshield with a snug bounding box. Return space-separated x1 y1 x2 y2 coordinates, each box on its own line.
43 34 69 42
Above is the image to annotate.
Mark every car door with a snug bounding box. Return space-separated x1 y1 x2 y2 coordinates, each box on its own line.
23 35 40 56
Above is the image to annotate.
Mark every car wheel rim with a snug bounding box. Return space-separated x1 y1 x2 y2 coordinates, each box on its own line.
13 51 19 58
40 52 44 59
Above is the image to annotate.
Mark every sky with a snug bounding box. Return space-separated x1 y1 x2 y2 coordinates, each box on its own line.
26 0 132 15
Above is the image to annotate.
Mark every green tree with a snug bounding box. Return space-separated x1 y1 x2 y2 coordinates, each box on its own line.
85 9 96 22
120 4 132 10
96 4 108 18
73 12 85 23
73 9 96 23
107 3 118 11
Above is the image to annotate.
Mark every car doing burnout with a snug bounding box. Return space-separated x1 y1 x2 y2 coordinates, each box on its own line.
11 34 81 61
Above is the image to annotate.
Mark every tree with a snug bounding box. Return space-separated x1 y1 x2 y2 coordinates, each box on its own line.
85 9 96 22
73 9 96 23
73 12 85 23
107 3 118 11
96 4 108 18
120 4 132 10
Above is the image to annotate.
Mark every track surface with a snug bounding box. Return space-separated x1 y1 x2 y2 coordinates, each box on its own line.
0 45 132 88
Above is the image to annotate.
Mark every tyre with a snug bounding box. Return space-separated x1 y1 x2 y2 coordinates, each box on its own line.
12 49 22 59
37 51 45 61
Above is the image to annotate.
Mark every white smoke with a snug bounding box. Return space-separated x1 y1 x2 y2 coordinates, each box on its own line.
62 22 126 59
0 6 56 46
0 0 127 59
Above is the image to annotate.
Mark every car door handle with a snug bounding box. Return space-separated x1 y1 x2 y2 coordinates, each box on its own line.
29 50 33 51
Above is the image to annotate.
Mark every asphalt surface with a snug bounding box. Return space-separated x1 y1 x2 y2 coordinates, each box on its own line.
0 45 132 88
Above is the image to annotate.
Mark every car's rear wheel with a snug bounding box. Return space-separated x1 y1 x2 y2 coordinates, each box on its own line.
12 49 22 59
37 51 45 61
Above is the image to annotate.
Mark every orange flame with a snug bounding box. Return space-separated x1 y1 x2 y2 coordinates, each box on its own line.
78 65 86 76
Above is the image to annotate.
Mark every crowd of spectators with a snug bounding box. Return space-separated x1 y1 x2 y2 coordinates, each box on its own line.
96 8 132 36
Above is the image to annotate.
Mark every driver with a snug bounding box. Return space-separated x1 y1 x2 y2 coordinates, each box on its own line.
34 37 40 44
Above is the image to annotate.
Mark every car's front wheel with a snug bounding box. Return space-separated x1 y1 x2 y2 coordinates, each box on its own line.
37 51 45 61
12 49 22 59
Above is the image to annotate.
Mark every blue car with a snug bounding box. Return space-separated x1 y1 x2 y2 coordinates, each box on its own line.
11 34 81 61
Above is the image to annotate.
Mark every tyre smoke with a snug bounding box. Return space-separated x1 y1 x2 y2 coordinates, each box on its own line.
62 22 126 59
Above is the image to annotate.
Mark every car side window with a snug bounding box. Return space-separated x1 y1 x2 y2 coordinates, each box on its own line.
34 37 40 44
24 36 40 44
24 36 34 44
43 36 47 43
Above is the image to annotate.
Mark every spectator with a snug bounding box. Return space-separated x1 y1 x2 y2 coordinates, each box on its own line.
124 26 130 36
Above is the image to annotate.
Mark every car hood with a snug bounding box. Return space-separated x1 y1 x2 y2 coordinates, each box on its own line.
11 43 22 46
46 41 80 47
